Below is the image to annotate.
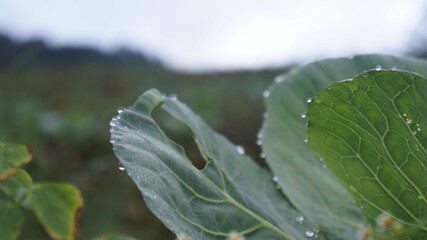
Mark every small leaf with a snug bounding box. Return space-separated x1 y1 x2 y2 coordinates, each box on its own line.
111 89 322 240
0 199 24 240
308 70 427 236
93 233 139 240
0 142 32 181
0 168 33 203
27 183 84 240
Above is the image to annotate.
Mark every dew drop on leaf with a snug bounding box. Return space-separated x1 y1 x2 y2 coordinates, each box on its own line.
169 94 178 100
118 162 125 171
256 139 262 146
263 90 270 98
301 113 307 119
375 65 382 70
305 230 315 238
306 98 313 103
274 75 285 83
236 145 245 155
272 176 278 182
296 215 304 223
117 107 125 114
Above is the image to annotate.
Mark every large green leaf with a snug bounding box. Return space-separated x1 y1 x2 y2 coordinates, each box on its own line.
262 55 427 238
110 89 323 240
0 142 32 181
308 70 427 236
0 168 33 204
0 199 24 240
27 183 84 240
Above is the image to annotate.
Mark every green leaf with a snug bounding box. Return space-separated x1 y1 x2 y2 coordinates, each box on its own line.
308 70 427 236
27 183 84 240
262 54 427 238
111 89 322 240
93 233 139 240
0 199 24 240
0 142 32 181
0 168 33 204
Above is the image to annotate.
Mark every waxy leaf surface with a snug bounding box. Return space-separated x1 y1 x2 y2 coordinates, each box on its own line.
308 70 427 237
262 55 427 238
111 89 323 240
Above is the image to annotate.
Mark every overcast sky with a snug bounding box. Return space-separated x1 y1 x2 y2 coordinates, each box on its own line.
0 0 426 71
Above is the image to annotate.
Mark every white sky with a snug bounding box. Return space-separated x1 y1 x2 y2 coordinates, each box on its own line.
0 0 426 71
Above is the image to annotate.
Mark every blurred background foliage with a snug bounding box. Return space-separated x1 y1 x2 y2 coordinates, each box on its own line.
1 13 427 236
0 33 289 239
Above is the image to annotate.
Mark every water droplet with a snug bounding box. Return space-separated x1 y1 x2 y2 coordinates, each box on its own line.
416 123 420 127
154 195 157 199
118 162 125 171
260 152 266 158
236 145 245 155
274 75 285 83
263 90 270 98
418 128 421 131
322 164 327 168
296 216 304 223
406 119 412 124
306 98 313 103
301 113 307 119
169 94 178 100
116 116 121 120
110 128 114 133
272 176 279 182
256 139 262 146
403 113 407 117
304 138 308 143
391 66 397 70
375 65 382 70
110 120 116 127
305 230 315 238
110 139 116 144
117 107 125 114
257 132 263 139
319 158 324 162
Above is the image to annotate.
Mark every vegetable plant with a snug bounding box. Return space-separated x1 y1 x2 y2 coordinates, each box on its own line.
110 54 427 239
0 142 83 240
0 142 137 240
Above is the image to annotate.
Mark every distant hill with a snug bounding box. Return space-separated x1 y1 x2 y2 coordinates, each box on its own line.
0 33 160 69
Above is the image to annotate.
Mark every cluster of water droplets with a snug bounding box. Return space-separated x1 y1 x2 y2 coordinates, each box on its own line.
294 215 319 238
403 113 422 135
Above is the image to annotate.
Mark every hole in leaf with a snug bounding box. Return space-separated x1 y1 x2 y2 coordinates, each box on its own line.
152 108 207 170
